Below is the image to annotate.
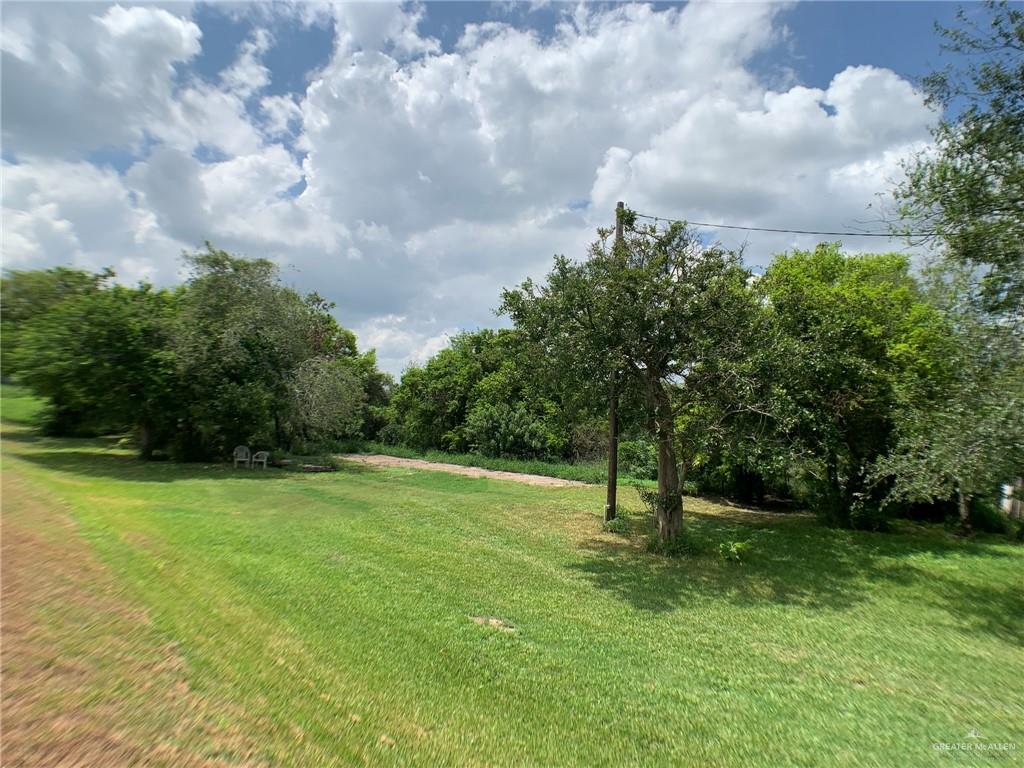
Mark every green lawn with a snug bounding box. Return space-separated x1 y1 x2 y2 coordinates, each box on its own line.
2 386 1022 766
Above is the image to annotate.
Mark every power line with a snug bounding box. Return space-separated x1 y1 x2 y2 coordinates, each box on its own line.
631 210 937 238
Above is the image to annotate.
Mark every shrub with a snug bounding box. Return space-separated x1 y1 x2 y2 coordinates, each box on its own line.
618 439 658 480
849 496 891 532
571 421 607 462
966 497 1013 535
603 513 630 535
719 540 752 563
376 421 404 446
464 402 550 459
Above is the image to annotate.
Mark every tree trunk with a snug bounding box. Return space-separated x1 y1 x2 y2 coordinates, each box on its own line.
652 382 683 542
138 422 155 461
957 488 972 536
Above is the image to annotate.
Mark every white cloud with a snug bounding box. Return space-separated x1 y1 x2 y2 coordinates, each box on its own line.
1 1 936 374
260 94 303 136
1 4 202 156
221 27 274 99
1 158 186 284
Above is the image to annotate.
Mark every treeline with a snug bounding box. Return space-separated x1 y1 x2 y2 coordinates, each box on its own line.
6 5 1021 542
2 246 393 461
4 237 1020 536
380 238 1020 535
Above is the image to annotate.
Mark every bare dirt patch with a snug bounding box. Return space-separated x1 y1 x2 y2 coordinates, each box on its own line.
469 616 517 632
337 454 590 488
1 473 259 767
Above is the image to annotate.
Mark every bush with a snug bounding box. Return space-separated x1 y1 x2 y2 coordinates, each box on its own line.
967 497 1013 535
849 497 891 532
603 513 630 535
464 402 550 459
376 421 404 446
719 540 751 563
570 421 607 461
618 439 658 480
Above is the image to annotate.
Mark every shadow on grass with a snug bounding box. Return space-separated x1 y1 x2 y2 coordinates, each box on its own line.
11 449 292 483
6 436 379 484
570 510 1022 645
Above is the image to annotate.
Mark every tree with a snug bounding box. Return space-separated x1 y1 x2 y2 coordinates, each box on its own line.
285 357 366 446
871 269 1024 532
390 328 574 458
502 218 753 542
757 245 949 528
879 2 1024 530
896 0 1024 319
11 281 179 453
1 267 111 378
170 244 376 458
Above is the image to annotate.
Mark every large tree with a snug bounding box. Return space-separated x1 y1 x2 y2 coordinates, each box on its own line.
172 245 366 458
872 293 1024 532
880 2 1024 528
1 267 111 378
10 280 179 452
896 0 1024 319
502 218 754 542
757 245 949 528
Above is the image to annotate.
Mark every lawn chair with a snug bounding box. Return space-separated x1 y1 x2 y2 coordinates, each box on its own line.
251 450 270 470
233 445 251 468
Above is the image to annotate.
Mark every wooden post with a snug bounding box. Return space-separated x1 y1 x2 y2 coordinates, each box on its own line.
605 201 625 522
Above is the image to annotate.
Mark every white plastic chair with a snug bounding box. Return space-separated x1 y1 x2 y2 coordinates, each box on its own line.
251 450 270 470
233 445 251 468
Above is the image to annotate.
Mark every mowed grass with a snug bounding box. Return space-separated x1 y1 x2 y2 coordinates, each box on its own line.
2 386 1022 766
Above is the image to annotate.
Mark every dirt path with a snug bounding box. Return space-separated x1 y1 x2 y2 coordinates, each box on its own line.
337 454 591 488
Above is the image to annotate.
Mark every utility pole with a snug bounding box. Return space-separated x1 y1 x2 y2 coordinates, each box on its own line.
605 201 624 522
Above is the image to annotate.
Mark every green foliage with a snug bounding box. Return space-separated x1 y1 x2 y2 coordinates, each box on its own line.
464 401 551 459
10 280 178 448
1 266 111 377
880 4 1024 530
391 329 579 459
871 294 1024 530
966 498 1014 536
503 219 756 541
374 417 405 445
896 1 1024 317
718 540 752 564
4 246 389 460
602 512 631 535
618 439 657 480
757 245 948 526
284 357 366 445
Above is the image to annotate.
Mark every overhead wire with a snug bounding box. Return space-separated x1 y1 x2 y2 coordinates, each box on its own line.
630 210 937 238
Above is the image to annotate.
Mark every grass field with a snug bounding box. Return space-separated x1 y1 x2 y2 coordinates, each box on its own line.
2 385 1022 766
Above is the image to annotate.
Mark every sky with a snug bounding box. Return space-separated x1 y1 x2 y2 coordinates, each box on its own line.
1 1 965 374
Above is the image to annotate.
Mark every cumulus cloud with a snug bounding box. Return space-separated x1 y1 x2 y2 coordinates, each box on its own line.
1 3 202 155
1 1 936 373
2 158 186 284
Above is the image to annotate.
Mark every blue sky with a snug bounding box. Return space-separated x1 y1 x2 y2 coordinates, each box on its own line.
1 2 968 372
